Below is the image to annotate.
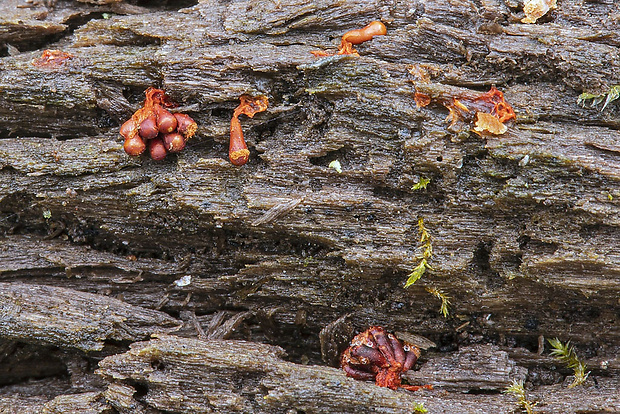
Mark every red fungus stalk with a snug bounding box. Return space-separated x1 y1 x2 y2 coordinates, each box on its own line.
229 116 249 166
228 95 268 166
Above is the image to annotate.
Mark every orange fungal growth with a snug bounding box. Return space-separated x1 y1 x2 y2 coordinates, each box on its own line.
522 0 557 24
312 21 387 57
119 88 196 160
139 114 158 140
123 135 146 156
417 86 515 135
119 119 136 140
473 86 515 123
229 117 249 166
228 95 269 166
414 92 431 108
341 21 387 46
234 94 269 119
174 113 198 138
474 112 508 135
163 132 186 153
341 326 434 392
32 49 75 68
154 105 178 134
148 138 167 161
452 99 470 113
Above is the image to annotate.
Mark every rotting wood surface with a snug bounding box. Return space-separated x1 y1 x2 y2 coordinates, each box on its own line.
0 0 619 413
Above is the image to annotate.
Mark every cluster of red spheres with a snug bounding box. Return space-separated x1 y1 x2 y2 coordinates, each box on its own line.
120 88 197 160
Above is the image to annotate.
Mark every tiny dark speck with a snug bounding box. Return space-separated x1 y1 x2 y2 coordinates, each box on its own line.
524 317 539 331
201 201 211 209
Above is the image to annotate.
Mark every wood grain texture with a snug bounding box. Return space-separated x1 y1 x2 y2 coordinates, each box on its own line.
1 0 619 412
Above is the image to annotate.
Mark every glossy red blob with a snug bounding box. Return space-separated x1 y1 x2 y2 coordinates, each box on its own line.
341 21 387 45
120 119 136 139
148 138 167 161
119 88 197 160
163 132 186 153
139 115 158 140
174 113 197 138
155 105 177 134
123 135 146 156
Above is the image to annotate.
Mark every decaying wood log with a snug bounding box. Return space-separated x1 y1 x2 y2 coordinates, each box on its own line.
94 335 619 414
404 344 528 392
1 0 619 412
0 282 180 352
0 391 111 414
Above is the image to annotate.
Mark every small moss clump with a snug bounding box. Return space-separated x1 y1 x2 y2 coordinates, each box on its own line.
425 287 450 318
503 379 537 414
412 401 428 413
577 85 620 111
548 338 590 388
405 217 433 288
412 177 430 191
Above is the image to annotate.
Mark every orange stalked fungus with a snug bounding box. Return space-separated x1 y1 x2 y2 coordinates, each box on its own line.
339 21 387 55
312 21 387 57
341 326 434 392
228 95 268 166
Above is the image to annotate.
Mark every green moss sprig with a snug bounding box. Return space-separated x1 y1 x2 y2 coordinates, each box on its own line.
425 287 450 318
577 85 620 111
405 217 433 288
412 177 430 191
548 338 590 388
412 402 428 413
503 379 537 414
